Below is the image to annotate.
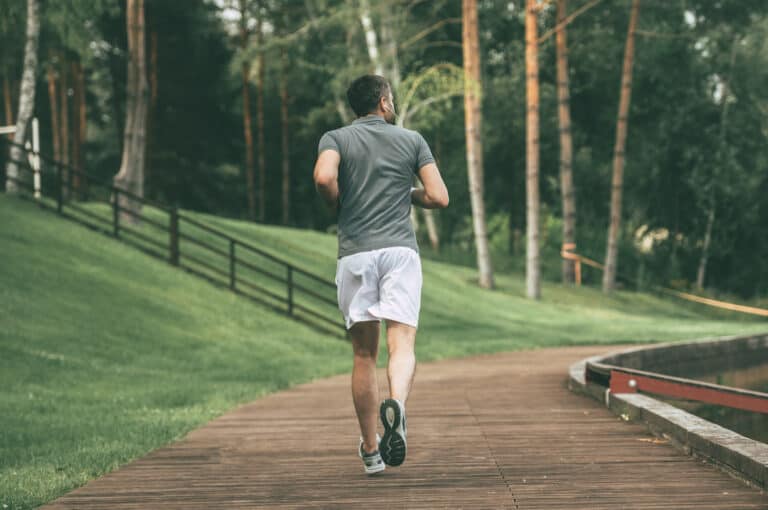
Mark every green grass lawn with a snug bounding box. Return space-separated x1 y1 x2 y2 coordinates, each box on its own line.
1 193 766 509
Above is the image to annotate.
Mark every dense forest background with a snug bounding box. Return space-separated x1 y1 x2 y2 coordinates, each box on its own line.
1 0 767 300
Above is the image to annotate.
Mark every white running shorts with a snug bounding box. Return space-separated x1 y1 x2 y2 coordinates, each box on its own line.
335 246 422 330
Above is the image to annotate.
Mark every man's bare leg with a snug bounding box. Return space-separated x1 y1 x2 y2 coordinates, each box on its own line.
350 320 381 454
384 320 417 403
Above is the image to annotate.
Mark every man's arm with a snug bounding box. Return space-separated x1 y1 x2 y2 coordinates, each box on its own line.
313 149 341 212
412 162 449 209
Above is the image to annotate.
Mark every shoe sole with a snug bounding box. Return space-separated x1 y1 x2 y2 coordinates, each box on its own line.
379 399 406 466
364 461 386 475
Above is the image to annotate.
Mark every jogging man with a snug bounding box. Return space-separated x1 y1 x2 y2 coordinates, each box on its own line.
313 75 449 475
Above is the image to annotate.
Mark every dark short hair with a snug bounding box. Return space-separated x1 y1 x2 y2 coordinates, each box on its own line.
346 75 390 117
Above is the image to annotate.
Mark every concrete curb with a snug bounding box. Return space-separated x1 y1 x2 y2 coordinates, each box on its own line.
568 340 768 493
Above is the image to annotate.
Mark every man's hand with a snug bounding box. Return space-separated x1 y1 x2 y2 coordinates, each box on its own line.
413 163 449 209
313 149 341 212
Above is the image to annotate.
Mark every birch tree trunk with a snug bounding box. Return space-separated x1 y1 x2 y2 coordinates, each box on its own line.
280 47 291 225
602 0 640 293
256 7 266 222
239 0 256 220
556 0 576 285
462 0 494 289
359 0 383 75
5 0 40 194
112 0 149 225
525 0 541 300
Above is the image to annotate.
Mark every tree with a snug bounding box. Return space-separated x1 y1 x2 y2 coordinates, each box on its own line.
556 0 577 285
255 3 267 223
525 0 541 299
112 0 148 224
5 0 40 194
356 0 461 251
462 0 494 289
279 46 291 225
239 0 256 220
602 0 640 293
358 0 383 75
696 36 737 291
59 53 70 197
46 51 60 162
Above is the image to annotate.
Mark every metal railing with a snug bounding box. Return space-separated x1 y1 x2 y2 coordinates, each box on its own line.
1 139 345 337
585 359 768 414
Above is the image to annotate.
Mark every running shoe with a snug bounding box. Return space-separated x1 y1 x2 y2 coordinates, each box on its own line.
359 434 385 475
379 398 407 466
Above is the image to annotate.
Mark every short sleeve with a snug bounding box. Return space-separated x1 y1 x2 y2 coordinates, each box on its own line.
415 132 436 172
318 131 340 155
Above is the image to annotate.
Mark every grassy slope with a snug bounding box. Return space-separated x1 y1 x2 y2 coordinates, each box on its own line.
1 194 765 508
0 196 349 508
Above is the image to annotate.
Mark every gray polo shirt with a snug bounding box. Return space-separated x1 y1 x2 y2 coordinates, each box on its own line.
318 114 435 259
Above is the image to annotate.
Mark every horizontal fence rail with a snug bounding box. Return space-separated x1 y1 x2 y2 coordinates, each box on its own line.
1 139 345 336
585 360 768 414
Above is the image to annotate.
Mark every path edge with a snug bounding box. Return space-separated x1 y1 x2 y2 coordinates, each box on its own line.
567 338 768 494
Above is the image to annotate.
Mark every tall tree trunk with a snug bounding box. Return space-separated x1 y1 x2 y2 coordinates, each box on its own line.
107 37 125 152
359 0 384 75
46 59 61 162
696 37 737 292
279 47 291 225
695 206 715 291
71 60 82 196
462 0 494 289
76 60 87 199
5 0 40 194
239 0 256 220
145 25 157 196
556 0 576 285
59 53 70 198
112 0 148 225
525 0 541 300
3 76 13 139
256 8 266 222
602 0 640 293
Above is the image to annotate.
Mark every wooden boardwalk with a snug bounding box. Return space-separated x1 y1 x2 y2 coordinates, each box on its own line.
42 345 768 509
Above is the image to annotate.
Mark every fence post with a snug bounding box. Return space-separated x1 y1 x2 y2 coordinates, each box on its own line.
56 162 63 214
67 163 73 203
229 240 236 290
169 206 179 266
112 188 120 237
287 265 294 316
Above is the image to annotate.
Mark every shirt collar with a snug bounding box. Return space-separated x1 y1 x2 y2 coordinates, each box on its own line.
352 114 386 125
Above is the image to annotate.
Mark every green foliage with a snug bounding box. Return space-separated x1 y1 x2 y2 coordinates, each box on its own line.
2 0 767 299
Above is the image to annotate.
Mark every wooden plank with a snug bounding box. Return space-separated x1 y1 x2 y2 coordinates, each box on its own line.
40 345 768 509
